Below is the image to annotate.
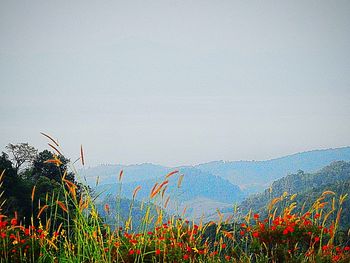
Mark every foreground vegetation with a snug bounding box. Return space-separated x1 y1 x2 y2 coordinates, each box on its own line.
1 137 350 262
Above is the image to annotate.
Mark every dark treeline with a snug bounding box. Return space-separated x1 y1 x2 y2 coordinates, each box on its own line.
0 143 83 227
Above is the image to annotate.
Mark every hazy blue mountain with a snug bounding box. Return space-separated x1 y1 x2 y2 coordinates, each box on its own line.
92 167 244 220
195 147 350 193
82 163 170 186
95 167 244 204
83 147 350 220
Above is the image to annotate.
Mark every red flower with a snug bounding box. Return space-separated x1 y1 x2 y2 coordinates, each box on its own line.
240 230 245 236
11 218 17 226
210 251 218 257
147 231 153 235
225 255 231 261
254 213 260 220
283 226 294 235
183 254 189 260
129 249 134 255
155 249 161 255
130 239 138 245
344 246 350 251
104 204 110 214
252 232 259 238
259 222 265 230
0 221 7 228
333 255 340 261
222 243 227 249
136 249 141 255
314 213 320 219
314 236 320 242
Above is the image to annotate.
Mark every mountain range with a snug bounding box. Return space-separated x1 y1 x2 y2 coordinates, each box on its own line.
82 146 350 220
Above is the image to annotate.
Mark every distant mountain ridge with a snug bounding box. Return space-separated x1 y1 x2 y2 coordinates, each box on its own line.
83 146 350 193
82 146 350 220
195 146 350 192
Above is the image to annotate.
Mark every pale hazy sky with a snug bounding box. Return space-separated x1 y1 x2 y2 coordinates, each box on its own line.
1 0 349 167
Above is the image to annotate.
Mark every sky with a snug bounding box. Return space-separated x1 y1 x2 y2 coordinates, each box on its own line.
1 0 349 167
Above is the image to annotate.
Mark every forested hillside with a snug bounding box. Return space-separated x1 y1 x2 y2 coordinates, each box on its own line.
239 161 350 228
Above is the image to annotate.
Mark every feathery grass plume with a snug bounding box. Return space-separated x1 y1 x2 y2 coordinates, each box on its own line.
48 143 63 156
40 132 59 146
224 215 233 224
322 190 336 196
177 174 184 188
44 158 63 166
63 179 77 200
182 206 187 217
150 182 158 197
56 200 68 213
150 180 169 199
339 193 348 205
80 145 85 166
132 186 142 199
164 196 170 208
0 170 5 186
79 197 89 212
165 170 179 179
37 204 49 218
290 193 297 201
244 209 252 224
161 185 168 198
119 170 123 182
31 185 36 202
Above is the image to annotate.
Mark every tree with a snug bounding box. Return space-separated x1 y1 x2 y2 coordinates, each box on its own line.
0 152 32 219
6 143 38 175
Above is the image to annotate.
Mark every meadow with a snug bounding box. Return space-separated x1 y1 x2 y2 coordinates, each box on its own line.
1 138 350 263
